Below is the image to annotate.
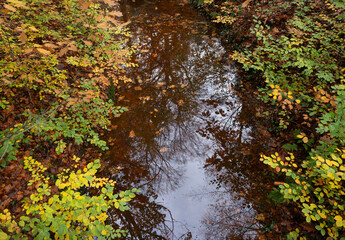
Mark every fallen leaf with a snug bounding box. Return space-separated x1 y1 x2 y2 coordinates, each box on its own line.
242 0 252 8
160 147 167 152
4 4 17 12
103 0 116 6
180 84 186 88
302 137 308 143
178 99 184 106
83 40 93 46
19 32 27 43
129 130 135 138
36 48 51 55
58 47 69 57
134 86 142 91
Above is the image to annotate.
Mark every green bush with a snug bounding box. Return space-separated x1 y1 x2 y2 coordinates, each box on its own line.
0 156 139 239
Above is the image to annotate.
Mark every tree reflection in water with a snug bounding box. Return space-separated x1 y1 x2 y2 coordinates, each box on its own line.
99 0 278 239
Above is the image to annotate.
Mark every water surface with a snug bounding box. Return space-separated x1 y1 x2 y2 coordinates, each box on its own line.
102 0 279 239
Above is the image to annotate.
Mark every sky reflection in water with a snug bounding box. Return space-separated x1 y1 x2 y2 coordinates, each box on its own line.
102 0 276 239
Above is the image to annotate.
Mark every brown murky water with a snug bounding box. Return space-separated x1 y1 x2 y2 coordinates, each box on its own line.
101 0 282 239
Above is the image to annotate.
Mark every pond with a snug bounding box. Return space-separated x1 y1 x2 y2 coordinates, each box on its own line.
101 0 282 239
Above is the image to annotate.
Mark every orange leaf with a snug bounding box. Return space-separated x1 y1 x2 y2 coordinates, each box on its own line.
302 137 308 143
160 147 167 152
129 130 135 138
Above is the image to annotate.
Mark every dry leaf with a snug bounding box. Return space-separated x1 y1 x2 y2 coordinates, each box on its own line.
105 16 118 25
78 1 92 10
83 40 93 46
36 48 51 56
4 4 17 12
69 44 78 51
178 99 184 106
180 84 186 88
58 47 69 57
134 86 142 91
242 0 252 8
44 43 58 49
103 0 116 6
118 20 131 28
97 22 109 29
109 11 123 17
19 32 27 43
129 130 135 138
95 15 104 22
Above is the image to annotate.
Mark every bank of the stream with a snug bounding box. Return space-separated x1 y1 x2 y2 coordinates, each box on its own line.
195 0 345 239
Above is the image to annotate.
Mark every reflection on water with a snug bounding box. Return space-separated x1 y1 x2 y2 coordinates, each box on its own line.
101 0 279 239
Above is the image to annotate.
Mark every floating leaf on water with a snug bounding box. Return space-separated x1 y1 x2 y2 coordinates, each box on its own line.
129 130 135 138
160 147 167 152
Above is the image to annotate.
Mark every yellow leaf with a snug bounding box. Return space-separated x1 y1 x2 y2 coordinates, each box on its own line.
302 137 308 143
335 215 343 221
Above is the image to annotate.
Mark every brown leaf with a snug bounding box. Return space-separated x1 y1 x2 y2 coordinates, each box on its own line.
95 15 104 22
105 16 118 26
78 1 92 10
36 48 51 56
109 11 123 17
97 22 109 29
129 130 135 138
103 0 116 6
134 86 142 91
178 99 184 106
58 47 69 57
83 40 93 46
68 44 78 52
44 43 59 49
19 32 27 43
242 0 252 8
118 20 131 29
4 4 17 12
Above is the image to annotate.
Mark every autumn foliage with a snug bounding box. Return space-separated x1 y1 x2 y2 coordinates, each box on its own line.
0 0 137 238
200 0 345 239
